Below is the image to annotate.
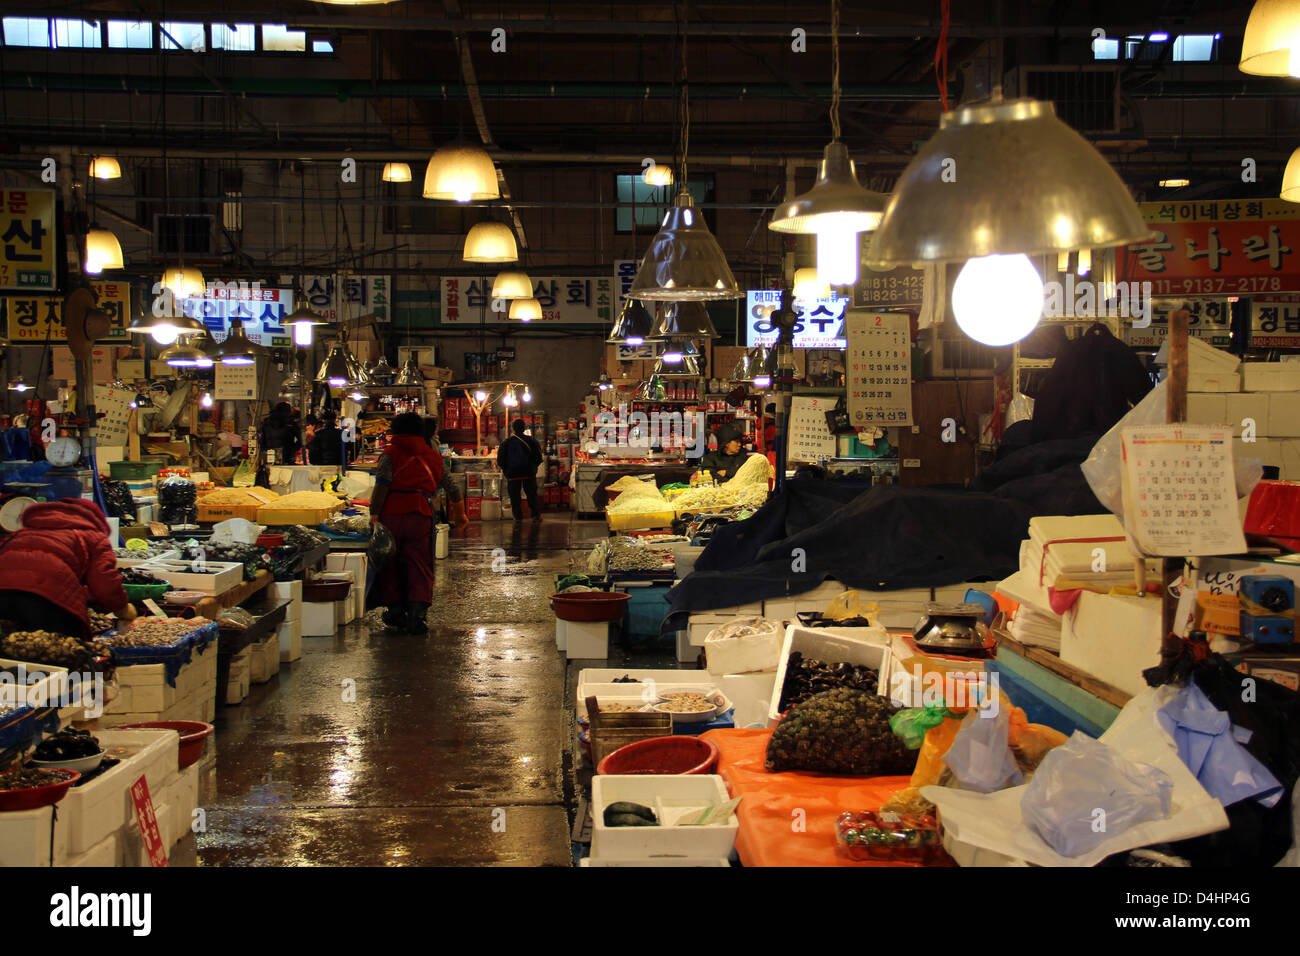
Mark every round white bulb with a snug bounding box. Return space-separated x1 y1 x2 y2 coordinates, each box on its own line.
753 375 772 388
293 323 314 347
454 187 472 203
522 390 532 403
474 390 488 402
815 220 862 286
951 254 1044 347
151 325 179 345
200 393 214 408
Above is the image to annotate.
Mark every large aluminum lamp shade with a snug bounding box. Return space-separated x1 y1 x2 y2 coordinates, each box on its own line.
215 319 264 366
628 190 741 301
866 98 1150 266
159 341 208 367
423 145 500 202
84 229 124 273
653 338 702 376
381 162 412 182
491 270 533 299
127 309 205 337
463 222 519 262
394 355 424 387
607 298 654 345
317 343 363 387
1240 0 1300 75
768 141 885 234
649 301 718 340
88 156 121 180
1283 146 1300 202
731 345 772 382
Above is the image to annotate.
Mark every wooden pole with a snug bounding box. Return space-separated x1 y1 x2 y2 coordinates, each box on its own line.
1163 308 1190 639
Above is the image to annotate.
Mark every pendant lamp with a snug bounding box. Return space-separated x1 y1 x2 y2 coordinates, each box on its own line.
160 266 206 299
84 229 124 274
628 189 740 301
317 342 366 387
635 375 666 402
644 164 674 187
370 354 396 382
867 97 1149 266
381 162 412 183
423 144 500 202
8 376 29 392
649 301 719 340
607 298 654 346
792 268 831 301
463 221 519 262
215 318 264 366
731 345 772 383
394 355 424 387
159 341 209 367
284 302 328 347
281 370 305 395
1239 0 1300 76
127 308 205 341
88 156 121 180
509 297 542 322
1282 146 1300 202
491 270 533 300
653 338 702 376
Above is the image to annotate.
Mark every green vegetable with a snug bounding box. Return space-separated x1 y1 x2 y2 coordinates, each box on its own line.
604 801 657 822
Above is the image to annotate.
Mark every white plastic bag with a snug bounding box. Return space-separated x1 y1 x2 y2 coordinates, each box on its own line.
211 517 264 544
941 706 1024 793
1020 731 1173 858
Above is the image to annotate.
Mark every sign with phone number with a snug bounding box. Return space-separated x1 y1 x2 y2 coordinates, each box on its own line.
441 276 613 325
0 189 57 291
3 281 130 342
1123 298 1232 348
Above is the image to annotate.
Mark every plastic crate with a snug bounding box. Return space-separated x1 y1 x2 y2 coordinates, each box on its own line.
109 461 162 481
616 582 674 641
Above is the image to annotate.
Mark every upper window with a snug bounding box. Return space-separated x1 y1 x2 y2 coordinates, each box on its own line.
107 20 152 49
53 19 100 48
2 17 48 47
1093 32 1220 62
1172 35 1219 62
212 24 255 52
263 24 305 52
160 22 206 52
312 40 335 54
614 174 715 234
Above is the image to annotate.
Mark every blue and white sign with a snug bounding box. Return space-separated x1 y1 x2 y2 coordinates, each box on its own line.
745 290 849 349
178 284 294 347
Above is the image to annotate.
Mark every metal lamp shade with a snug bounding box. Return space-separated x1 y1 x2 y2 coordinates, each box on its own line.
768 141 885 235
423 145 500 202
127 309 205 337
394 355 424 387
216 319 264 366
1240 0 1300 75
731 345 772 382
463 221 519 262
1283 146 1300 202
649 301 719 340
653 338 702 376
370 355 396 381
607 298 654 344
381 162 412 183
160 341 208 367
509 297 542 321
317 343 364 387
627 190 741 301
866 98 1150 266
284 304 328 329
491 270 534 299
84 229 123 273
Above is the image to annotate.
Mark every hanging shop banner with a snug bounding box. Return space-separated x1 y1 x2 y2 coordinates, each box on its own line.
177 286 294 348
441 276 614 325
1118 199 1300 296
294 274 392 323
845 310 913 427
1251 295 1300 349
1122 298 1233 348
614 259 638 303
3 281 131 343
746 290 849 349
0 189 57 291
214 363 259 401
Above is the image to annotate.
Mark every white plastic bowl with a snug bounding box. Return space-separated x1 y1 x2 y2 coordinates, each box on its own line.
29 751 105 774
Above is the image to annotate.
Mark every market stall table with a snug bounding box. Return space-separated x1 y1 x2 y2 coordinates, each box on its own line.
699 728 930 867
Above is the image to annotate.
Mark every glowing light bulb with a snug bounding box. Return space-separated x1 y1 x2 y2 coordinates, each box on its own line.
327 376 347 387
752 374 772 388
200 393 214 408
349 390 366 402
1077 248 1092 276
474 390 487 403
454 186 472 203
1291 45 1300 78
522 389 532 403
663 348 684 364
814 217 862 286
14 383 28 393
293 323 314 347
626 335 644 346
151 324 179 345
951 254 1044 347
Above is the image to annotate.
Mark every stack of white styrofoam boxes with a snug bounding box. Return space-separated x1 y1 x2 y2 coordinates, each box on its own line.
0 729 180 867
1059 591 1162 699
303 597 337 636
273 579 304 663
226 647 252 705
327 552 369 623
565 620 610 659
761 580 848 624
685 600 763 652
249 631 280 684
1187 355 1300 480
96 643 219 728
589 774 738 865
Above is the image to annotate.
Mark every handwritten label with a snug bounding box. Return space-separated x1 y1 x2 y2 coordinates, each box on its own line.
129 775 168 867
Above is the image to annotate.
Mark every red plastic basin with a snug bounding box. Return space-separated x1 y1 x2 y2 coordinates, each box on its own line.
597 735 719 775
0 769 80 812
118 721 214 770
551 591 630 623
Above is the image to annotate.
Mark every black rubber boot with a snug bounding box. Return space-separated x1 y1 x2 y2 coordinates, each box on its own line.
406 602 430 633
381 604 406 629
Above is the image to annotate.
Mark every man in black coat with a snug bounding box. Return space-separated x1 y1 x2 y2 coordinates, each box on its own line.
259 402 302 464
498 419 544 522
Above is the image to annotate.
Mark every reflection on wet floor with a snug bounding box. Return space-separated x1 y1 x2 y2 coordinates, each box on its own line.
190 516 609 867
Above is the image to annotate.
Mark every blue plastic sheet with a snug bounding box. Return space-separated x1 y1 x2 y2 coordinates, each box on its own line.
108 620 219 687
1158 683 1284 809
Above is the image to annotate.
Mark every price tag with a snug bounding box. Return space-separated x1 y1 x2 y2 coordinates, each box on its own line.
142 599 167 618
147 521 168 537
129 775 169 867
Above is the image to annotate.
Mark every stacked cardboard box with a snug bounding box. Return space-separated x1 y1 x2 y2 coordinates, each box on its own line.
1187 353 1300 479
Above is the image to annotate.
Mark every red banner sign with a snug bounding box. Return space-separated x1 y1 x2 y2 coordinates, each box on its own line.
130 775 169 867
1118 200 1300 296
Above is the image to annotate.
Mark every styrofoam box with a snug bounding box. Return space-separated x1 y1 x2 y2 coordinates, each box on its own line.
106 650 214 714
705 620 783 676
1280 439 1300 481
675 630 701 664
279 616 303 662
250 634 279 684
761 580 848 623
1234 437 1281 468
0 656 67 711
717 671 777 729
120 801 172 866
61 728 179 856
1225 392 1270 431
139 558 243 594
695 601 762 617
1187 392 1229 426
688 614 737 647
1244 362 1300 392
1190 370 1241 392
581 857 730 867
303 600 337 636
1060 591 1161 698
556 618 567 651
591 775 738 859
67 829 121 867
0 804 68 867
1267 393 1300 438
271 579 303 604
158 763 200 846
566 620 609 660
768 624 891 723
351 586 364 622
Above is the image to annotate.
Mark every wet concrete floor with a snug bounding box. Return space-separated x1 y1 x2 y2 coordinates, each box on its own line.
189 516 613 867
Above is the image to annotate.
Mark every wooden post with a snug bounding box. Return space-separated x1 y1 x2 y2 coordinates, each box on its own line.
1163 308 1190 639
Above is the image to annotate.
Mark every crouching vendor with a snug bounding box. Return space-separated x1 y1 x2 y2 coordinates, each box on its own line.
695 424 749 482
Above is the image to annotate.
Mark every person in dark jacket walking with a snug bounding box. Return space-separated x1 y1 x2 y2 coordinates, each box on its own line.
498 419 544 522
307 411 357 466
259 402 302 464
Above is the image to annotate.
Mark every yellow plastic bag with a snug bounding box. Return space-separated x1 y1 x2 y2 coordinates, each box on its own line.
823 589 881 623
909 714 965 788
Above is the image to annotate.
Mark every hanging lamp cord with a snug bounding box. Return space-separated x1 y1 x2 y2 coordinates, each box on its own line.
830 0 842 141
935 0 951 112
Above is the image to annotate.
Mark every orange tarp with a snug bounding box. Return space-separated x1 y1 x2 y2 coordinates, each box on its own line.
700 728 922 867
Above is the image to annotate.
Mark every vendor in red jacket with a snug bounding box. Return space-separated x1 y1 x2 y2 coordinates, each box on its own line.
0 498 137 638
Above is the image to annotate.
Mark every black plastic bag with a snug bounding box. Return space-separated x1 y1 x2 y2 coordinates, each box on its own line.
367 521 395 570
101 479 137 522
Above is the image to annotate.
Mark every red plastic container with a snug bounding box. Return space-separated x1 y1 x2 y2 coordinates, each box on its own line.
256 533 285 548
0 769 80 812
551 591 630 622
597 735 719 775
117 721 214 770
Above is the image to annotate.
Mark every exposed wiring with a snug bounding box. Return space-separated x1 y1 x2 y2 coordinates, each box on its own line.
935 0 951 112
830 0 842 141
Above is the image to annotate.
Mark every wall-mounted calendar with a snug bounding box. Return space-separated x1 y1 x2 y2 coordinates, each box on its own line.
787 395 839 463
845 309 913 427
92 385 134 446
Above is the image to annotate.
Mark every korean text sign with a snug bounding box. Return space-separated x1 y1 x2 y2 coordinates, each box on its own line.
745 290 848 349
0 189 56 291
3 281 130 342
441 276 613 324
